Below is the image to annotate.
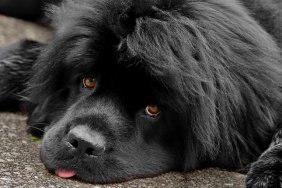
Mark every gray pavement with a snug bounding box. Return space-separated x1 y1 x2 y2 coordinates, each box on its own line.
0 15 246 188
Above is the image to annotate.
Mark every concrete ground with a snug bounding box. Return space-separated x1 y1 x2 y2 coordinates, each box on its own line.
0 15 246 187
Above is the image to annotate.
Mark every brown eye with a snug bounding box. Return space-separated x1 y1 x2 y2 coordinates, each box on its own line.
145 105 161 117
82 77 97 89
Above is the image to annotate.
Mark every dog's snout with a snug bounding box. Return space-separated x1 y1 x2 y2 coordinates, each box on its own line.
65 125 106 157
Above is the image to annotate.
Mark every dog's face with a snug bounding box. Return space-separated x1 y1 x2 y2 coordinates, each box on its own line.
37 59 184 182
27 1 190 183
34 41 184 182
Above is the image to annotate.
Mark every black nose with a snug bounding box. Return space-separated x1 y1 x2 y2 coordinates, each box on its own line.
65 125 106 157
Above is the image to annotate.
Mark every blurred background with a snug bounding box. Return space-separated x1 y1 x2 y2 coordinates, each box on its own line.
0 0 60 21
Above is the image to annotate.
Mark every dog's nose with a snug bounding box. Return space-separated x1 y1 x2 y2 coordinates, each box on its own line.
65 125 106 157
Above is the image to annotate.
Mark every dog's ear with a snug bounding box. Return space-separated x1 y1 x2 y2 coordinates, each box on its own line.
177 1 282 169
0 40 43 111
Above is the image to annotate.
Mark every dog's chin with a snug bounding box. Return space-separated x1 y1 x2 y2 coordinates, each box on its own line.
40 143 174 184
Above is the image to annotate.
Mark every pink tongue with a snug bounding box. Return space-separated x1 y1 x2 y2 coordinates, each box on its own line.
55 169 77 178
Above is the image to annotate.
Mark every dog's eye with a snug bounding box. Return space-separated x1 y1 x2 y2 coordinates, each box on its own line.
145 105 161 117
82 77 97 89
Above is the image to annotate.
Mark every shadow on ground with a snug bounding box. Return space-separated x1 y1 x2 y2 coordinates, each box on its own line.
0 15 245 187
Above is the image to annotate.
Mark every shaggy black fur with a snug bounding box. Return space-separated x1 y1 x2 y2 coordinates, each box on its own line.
0 0 282 187
0 40 42 111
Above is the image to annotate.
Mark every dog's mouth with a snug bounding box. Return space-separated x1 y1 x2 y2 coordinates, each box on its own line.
55 169 77 179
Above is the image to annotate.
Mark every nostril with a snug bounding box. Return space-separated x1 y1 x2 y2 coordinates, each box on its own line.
86 148 95 156
68 139 78 149
85 146 105 157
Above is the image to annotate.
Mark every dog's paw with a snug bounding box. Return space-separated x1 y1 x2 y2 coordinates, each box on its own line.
246 145 282 188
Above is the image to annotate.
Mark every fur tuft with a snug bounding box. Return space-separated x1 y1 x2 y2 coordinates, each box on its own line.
107 0 185 37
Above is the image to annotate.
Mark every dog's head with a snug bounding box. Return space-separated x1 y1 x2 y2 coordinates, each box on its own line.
27 0 282 183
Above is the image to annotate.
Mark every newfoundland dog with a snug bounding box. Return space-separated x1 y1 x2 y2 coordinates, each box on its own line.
0 0 282 187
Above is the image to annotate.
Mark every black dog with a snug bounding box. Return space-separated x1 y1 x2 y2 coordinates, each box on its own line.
1 0 282 187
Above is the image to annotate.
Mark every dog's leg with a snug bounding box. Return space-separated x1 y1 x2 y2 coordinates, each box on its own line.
0 40 43 111
246 126 282 188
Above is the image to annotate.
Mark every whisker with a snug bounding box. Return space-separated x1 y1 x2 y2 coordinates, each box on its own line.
28 126 45 133
27 124 49 133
